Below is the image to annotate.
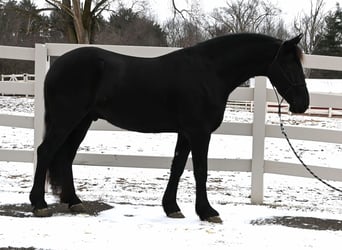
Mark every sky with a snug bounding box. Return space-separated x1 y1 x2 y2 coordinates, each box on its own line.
35 0 341 23
147 0 341 23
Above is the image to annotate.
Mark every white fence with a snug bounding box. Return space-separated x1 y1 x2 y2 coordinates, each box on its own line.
0 73 35 82
0 73 35 97
228 101 342 117
0 43 342 204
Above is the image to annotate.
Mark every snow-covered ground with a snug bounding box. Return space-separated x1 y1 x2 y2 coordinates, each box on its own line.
1 96 342 250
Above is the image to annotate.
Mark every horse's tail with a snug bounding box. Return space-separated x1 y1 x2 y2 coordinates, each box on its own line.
42 85 64 195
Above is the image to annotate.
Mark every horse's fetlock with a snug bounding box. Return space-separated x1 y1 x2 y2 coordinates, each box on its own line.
196 203 219 221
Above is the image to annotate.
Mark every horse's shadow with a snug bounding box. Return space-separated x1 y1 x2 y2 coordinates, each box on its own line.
251 216 342 231
0 201 113 218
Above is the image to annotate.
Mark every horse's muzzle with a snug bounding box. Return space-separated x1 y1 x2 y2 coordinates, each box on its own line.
289 104 309 114
288 86 310 114
289 95 310 114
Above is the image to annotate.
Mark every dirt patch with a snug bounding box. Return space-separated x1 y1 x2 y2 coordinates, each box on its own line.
0 200 113 218
251 216 342 231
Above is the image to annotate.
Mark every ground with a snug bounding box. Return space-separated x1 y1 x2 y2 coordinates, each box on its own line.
1 163 342 250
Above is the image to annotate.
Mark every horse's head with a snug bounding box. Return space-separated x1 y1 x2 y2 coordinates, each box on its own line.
267 34 309 114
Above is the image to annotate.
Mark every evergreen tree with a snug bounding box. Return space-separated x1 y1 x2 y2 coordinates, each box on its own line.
312 3 342 78
314 3 342 56
0 0 49 74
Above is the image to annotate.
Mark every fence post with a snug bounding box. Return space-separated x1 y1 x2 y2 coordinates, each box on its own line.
251 76 267 204
34 44 49 170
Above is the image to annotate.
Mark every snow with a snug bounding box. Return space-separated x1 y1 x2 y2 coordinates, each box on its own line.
1 163 342 250
251 78 342 94
306 79 342 94
1 96 342 249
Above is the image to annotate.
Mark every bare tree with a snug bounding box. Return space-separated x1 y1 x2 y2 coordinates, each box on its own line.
210 0 280 35
293 0 326 54
166 0 207 47
259 15 289 40
46 0 110 43
164 18 206 47
170 0 202 20
96 6 167 46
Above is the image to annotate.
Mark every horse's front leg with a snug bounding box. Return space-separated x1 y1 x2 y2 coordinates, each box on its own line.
189 132 222 223
162 133 190 218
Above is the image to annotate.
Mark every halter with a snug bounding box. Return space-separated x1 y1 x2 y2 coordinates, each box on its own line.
267 42 306 106
270 42 342 194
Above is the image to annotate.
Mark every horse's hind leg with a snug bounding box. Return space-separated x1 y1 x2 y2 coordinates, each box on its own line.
30 114 88 216
51 115 92 212
162 133 190 218
30 125 74 216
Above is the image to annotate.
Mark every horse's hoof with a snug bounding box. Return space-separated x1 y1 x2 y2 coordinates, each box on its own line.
205 216 223 224
69 203 87 214
33 208 52 217
167 211 185 219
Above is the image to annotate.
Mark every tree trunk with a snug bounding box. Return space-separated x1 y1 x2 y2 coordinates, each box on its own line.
46 0 107 44
62 0 77 43
72 0 90 44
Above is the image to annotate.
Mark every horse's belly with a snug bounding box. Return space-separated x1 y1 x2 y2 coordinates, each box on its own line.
108 116 178 133
97 105 178 133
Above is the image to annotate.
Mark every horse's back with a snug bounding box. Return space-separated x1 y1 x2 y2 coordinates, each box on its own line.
44 47 180 132
43 46 224 134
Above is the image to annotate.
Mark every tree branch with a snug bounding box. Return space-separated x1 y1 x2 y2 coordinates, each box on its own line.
171 0 191 20
45 0 73 17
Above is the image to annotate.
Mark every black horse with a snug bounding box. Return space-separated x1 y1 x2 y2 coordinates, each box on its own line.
30 33 309 222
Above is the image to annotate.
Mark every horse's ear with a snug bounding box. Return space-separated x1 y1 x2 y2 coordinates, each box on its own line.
284 34 303 46
281 34 303 53
291 34 303 44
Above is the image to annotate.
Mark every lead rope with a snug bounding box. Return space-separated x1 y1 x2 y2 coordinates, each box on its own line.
272 86 342 193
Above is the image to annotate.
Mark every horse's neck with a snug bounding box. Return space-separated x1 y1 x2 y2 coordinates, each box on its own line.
206 39 278 88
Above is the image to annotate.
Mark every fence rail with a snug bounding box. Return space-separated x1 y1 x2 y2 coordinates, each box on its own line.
0 43 341 204
0 73 35 82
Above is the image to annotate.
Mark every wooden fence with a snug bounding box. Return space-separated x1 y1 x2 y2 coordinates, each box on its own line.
0 43 341 204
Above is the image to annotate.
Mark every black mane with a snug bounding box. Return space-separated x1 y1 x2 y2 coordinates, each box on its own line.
197 33 280 46
192 33 303 62
194 33 281 51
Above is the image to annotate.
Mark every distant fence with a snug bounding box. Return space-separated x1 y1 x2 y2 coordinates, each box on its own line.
0 73 35 97
0 73 35 82
0 43 342 204
227 101 342 117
